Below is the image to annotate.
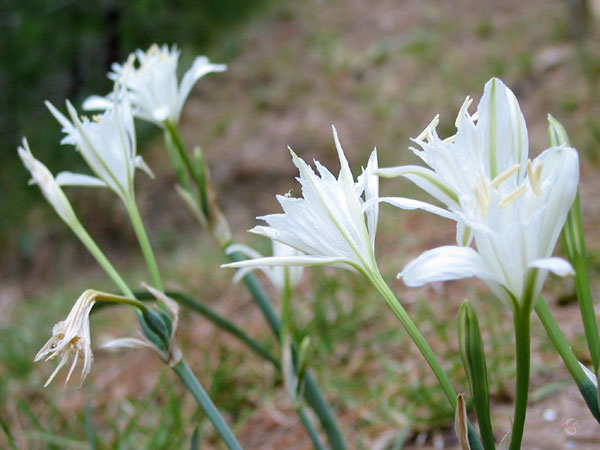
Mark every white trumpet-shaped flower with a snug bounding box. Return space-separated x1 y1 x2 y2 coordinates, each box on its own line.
226 241 305 293
18 138 79 227
83 44 226 126
222 126 379 276
379 78 579 308
35 290 97 387
46 89 153 204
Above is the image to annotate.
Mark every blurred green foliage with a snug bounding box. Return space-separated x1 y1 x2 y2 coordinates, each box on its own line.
0 0 268 242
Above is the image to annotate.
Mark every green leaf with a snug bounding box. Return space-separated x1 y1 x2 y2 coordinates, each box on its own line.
457 301 495 450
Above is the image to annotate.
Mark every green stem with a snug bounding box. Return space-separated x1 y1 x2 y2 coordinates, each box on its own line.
563 191 600 374
172 359 242 450
227 250 347 450
298 407 327 450
367 271 482 450
509 306 530 450
125 200 163 291
534 296 600 421
163 129 192 192
165 121 209 218
369 271 456 406
72 223 134 298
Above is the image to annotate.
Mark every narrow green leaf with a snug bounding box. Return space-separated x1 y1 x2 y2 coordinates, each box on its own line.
457 301 495 450
548 116 600 374
84 397 97 450
190 426 200 450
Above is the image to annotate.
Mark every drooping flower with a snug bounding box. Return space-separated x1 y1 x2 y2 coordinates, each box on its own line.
379 78 579 308
46 88 153 204
18 138 79 227
83 44 226 126
35 290 97 387
222 126 379 276
225 241 305 293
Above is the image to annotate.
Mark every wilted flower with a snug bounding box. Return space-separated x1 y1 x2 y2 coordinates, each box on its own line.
35 290 97 387
225 241 305 293
380 78 579 308
223 126 379 276
84 44 226 126
18 138 79 227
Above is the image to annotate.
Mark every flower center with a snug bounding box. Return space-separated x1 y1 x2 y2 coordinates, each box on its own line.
473 159 543 217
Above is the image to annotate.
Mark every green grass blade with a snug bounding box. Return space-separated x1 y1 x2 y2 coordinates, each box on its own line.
84 397 97 450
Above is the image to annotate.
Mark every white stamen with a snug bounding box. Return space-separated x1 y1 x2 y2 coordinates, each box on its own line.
455 96 473 127
415 114 440 142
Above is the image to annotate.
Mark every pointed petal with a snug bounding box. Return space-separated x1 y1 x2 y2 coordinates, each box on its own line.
222 255 349 269
55 171 107 187
376 165 459 208
82 95 114 111
176 56 227 121
401 246 496 287
366 196 457 221
134 155 155 178
529 257 575 277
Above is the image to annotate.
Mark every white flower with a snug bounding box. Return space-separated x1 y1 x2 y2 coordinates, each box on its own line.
46 89 153 204
225 241 305 293
35 290 97 387
223 126 379 275
83 44 226 126
379 78 579 308
18 138 79 227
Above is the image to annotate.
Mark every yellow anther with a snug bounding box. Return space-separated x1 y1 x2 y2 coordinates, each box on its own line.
491 163 521 188
474 175 491 217
474 187 490 217
499 184 528 209
526 159 541 195
455 96 473 127
443 134 456 143
415 114 440 142
534 162 543 181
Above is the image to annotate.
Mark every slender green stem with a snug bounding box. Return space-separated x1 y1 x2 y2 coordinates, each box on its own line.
367 271 483 450
172 359 242 450
297 407 327 450
125 200 163 291
72 223 134 298
368 271 456 406
165 121 209 218
227 250 347 450
534 296 600 421
163 129 192 192
365 271 483 450
509 306 530 450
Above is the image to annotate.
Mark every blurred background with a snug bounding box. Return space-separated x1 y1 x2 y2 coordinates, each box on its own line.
2 0 600 448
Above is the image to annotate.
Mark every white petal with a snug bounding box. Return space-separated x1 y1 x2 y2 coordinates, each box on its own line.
225 243 265 260
134 155 155 178
529 257 575 277
368 196 458 221
376 165 460 208
55 171 107 187
401 245 496 287
82 95 114 111
222 255 349 269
